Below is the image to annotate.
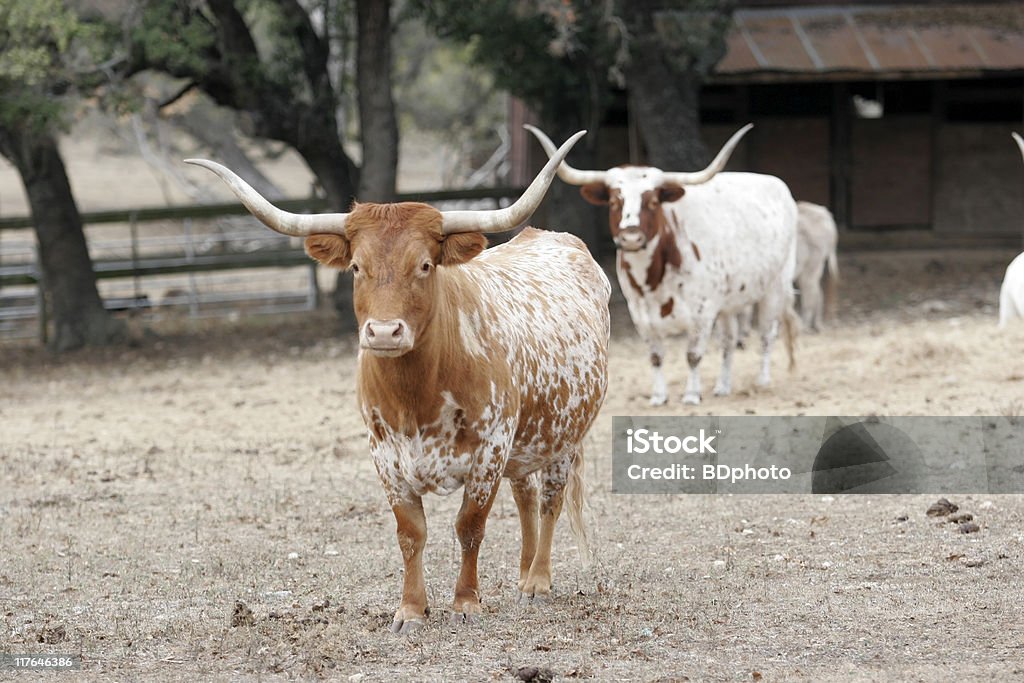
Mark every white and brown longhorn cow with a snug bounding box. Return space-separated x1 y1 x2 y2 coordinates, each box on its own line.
528 124 797 406
794 201 839 331
999 133 1024 328
185 131 609 633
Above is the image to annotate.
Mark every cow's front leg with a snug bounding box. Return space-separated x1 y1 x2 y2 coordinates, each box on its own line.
648 340 668 406
390 497 428 634
451 472 502 625
683 321 714 405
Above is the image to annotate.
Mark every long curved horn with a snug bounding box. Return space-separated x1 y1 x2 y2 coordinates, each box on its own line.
440 130 587 234
524 124 607 186
1013 132 1024 162
184 159 349 236
662 123 753 186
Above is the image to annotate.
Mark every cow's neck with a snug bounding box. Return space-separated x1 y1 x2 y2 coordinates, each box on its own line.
358 268 477 432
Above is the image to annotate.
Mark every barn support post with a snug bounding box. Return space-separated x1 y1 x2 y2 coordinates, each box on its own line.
930 81 946 236
830 82 852 231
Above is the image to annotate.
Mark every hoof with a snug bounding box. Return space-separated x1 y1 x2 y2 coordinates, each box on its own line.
649 394 668 407
449 610 481 626
712 384 731 397
390 616 425 635
682 392 701 405
517 590 552 606
449 601 483 626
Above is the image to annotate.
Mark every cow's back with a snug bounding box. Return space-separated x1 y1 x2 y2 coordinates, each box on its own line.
463 228 610 460
795 201 838 277
666 172 797 311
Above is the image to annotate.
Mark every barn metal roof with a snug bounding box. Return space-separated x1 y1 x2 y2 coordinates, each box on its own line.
714 3 1024 81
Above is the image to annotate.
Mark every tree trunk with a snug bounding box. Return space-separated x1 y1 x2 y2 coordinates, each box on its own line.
356 0 398 202
330 0 400 327
627 54 706 170
0 128 125 352
622 2 734 170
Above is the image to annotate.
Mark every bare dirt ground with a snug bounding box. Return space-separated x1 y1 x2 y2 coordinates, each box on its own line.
2 248 1024 681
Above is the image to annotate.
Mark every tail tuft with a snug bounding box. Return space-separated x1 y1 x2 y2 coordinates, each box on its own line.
783 306 800 371
824 248 840 321
565 447 591 567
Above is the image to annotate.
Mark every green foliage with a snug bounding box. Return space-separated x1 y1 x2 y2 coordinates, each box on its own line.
131 1 216 77
0 0 118 132
413 0 626 126
649 4 734 76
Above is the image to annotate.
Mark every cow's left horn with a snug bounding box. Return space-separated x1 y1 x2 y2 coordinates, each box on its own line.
440 130 587 235
184 159 349 236
1013 132 1024 162
663 123 753 186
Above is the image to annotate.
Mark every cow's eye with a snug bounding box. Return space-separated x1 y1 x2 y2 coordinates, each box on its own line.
351 263 360 274
421 261 432 273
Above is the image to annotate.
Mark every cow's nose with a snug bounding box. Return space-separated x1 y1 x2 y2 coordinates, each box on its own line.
366 320 403 339
362 319 413 354
617 231 646 250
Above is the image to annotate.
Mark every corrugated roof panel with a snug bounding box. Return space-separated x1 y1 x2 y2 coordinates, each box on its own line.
715 3 1024 80
913 24 990 69
799 11 876 72
718 26 764 72
972 28 1024 69
742 15 818 71
857 23 932 71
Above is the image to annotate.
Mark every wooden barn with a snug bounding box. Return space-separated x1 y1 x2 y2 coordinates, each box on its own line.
513 0 1024 248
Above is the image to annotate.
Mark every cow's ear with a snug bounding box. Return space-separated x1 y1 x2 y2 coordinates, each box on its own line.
440 232 487 265
580 182 611 205
658 183 685 204
305 235 352 269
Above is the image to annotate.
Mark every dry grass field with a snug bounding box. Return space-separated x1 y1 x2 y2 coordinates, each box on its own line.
2 248 1024 681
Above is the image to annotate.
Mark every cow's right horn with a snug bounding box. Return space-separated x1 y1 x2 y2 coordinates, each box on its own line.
1013 132 1024 162
440 130 587 234
184 159 350 236
524 125 607 186
662 123 753 186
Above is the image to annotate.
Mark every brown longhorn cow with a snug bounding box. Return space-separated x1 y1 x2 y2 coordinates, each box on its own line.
185 131 609 633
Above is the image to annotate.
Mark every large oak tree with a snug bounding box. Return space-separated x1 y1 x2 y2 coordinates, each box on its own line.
0 0 125 351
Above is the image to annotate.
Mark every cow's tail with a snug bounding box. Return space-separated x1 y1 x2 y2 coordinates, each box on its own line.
782 304 800 371
824 247 840 320
565 447 591 567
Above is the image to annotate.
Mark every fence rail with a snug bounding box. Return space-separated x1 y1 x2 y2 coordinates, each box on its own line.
0 186 527 231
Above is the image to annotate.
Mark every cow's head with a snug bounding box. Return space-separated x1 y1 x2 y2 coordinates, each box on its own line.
578 167 684 251
526 124 753 251
185 131 585 358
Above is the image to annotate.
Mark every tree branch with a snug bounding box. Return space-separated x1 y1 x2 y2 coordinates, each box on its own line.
157 80 198 110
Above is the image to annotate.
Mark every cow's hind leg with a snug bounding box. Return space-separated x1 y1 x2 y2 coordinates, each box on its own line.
756 318 780 387
509 474 540 591
390 497 428 634
648 339 668 406
714 314 736 396
520 453 572 603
